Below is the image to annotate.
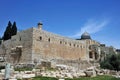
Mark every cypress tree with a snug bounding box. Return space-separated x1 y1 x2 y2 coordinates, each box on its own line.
3 21 12 40
0 37 2 45
11 21 17 36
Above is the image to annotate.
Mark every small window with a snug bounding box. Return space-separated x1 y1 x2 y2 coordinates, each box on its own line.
74 44 75 47
69 43 71 46
40 36 42 40
19 37 21 41
60 41 62 44
48 38 50 42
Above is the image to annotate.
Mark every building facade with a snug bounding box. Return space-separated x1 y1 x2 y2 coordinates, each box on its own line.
0 23 117 66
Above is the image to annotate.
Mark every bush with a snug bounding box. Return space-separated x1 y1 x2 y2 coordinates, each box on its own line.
100 53 120 71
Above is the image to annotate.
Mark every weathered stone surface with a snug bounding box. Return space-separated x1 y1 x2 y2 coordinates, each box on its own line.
0 27 99 66
0 73 4 79
1 69 5 73
79 72 86 77
22 74 35 78
109 70 117 75
85 71 93 77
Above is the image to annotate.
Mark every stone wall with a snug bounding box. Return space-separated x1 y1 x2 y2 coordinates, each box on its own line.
0 28 34 64
32 28 89 63
0 27 100 64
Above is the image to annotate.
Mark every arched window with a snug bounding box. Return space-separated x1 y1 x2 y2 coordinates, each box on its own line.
74 44 75 47
48 38 50 42
69 43 71 46
40 36 42 41
89 52 93 58
60 41 62 44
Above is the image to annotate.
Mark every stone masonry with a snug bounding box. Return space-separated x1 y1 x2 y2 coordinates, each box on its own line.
0 23 106 66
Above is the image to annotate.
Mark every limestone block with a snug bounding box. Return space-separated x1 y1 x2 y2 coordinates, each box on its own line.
72 73 78 78
41 72 47 77
84 71 93 77
0 73 4 79
65 73 73 78
14 71 19 74
59 79 65 80
35 72 42 76
24 71 32 74
56 73 61 78
10 73 16 79
20 71 25 74
1 69 5 73
118 71 120 75
97 73 104 76
16 74 23 79
51 73 56 78
22 74 35 78
78 72 86 77
9 79 17 80
109 70 117 75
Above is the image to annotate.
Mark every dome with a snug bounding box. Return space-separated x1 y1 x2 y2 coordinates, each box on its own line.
81 32 91 40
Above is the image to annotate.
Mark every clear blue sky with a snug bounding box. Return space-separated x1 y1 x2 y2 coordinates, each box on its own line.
0 0 120 48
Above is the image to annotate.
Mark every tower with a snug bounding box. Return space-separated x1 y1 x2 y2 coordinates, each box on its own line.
38 22 43 30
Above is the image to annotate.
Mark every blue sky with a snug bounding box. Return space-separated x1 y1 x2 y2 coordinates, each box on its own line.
0 0 120 48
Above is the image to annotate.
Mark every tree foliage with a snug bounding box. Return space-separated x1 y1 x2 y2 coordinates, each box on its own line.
2 21 18 41
11 21 17 36
100 53 120 71
3 21 12 40
0 37 2 45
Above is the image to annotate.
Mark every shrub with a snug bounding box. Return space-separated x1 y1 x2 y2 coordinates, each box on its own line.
100 53 120 71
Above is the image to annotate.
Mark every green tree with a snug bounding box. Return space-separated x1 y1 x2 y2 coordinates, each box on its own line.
11 21 17 36
3 21 12 40
0 37 2 45
100 53 120 71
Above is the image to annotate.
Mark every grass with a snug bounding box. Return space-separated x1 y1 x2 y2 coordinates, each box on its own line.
65 75 120 80
32 76 58 80
31 75 119 80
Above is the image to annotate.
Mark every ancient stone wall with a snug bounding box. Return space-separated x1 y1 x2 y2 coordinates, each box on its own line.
0 28 34 64
32 28 88 63
0 26 100 64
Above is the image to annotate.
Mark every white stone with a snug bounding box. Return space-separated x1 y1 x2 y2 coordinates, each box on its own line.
24 71 32 74
22 74 35 78
59 79 65 80
16 74 23 79
79 72 86 77
14 71 19 74
9 79 17 80
1 69 5 73
65 73 73 78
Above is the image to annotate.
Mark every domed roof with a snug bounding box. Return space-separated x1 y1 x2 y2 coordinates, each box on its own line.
81 32 91 40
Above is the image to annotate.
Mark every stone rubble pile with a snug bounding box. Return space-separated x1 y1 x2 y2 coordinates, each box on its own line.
0 65 120 79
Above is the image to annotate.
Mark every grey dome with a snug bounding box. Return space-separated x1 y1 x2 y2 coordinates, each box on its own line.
81 32 91 40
